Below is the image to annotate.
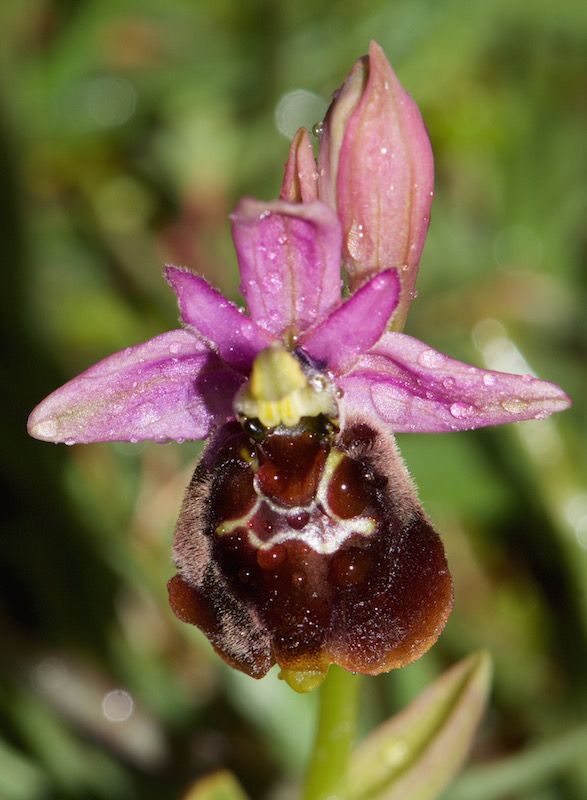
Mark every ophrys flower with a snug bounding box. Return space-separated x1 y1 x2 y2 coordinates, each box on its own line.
28 43 570 691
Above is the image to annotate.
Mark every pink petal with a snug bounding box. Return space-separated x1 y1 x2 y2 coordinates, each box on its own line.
27 330 243 444
231 198 342 338
318 41 434 330
340 332 571 432
279 127 318 203
300 269 400 374
165 267 273 371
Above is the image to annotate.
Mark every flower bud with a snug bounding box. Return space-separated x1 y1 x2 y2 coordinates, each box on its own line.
318 41 434 330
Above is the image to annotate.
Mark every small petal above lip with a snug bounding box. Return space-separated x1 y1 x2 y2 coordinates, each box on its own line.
300 269 400 374
165 266 273 371
27 330 243 444
280 127 318 203
341 332 571 433
231 198 342 338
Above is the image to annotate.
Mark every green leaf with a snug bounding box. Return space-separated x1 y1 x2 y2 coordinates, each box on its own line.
0 737 48 800
182 770 249 800
345 651 492 800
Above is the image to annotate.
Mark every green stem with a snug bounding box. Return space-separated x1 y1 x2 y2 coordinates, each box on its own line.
303 667 360 800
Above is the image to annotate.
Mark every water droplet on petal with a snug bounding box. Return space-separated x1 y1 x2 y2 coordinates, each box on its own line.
32 419 58 439
384 740 409 766
418 349 444 369
138 403 159 427
482 373 496 387
501 397 529 414
312 121 324 137
450 402 476 419
347 221 365 260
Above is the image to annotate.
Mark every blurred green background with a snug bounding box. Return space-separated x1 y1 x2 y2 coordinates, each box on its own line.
1 0 586 798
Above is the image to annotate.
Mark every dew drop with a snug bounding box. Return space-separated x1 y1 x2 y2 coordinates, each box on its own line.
418 349 444 369
330 548 371 588
442 377 455 390
288 511 310 530
501 397 528 414
380 147 388 155
138 403 159 426
384 740 409 766
292 571 306 588
347 221 365 260
238 567 254 584
64 438 75 446
450 402 475 419
482 373 496 387
312 121 324 137
32 419 58 439
257 545 287 570
309 374 328 392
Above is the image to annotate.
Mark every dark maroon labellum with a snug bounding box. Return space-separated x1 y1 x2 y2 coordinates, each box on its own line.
169 416 453 679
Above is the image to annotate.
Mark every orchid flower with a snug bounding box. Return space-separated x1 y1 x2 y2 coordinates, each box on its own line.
28 42 570 692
